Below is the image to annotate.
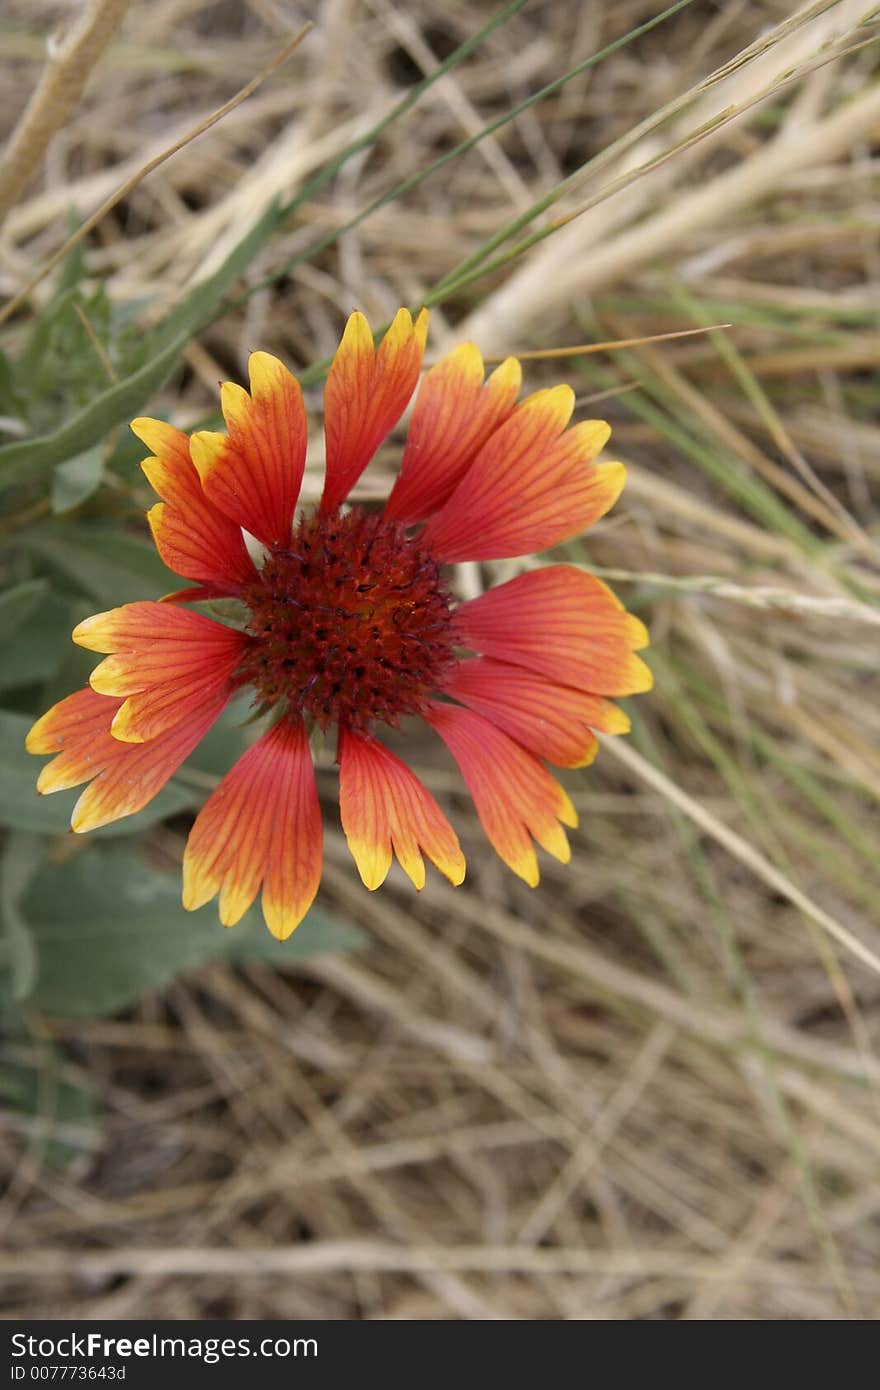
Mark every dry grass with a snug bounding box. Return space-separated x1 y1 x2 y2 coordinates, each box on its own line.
2 0 879 1320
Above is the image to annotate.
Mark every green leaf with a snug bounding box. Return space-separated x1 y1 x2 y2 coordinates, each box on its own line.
0 347 18 413
0 590 75 694
0 578 49 644
50 446 104 513
55 212 87 297
0 329 188 492
17 286 81 387
0 832 42 999
19 519 175 604
147 199 283 354
23 846 363 1017
1 199 286 496
0 709 193 835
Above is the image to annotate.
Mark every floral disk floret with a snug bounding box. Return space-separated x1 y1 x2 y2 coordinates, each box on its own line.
26 308 652 938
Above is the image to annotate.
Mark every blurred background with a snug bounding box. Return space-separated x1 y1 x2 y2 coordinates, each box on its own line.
1 0 879 1320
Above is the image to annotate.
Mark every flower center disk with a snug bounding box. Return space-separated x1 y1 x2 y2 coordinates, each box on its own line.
241 509 457 730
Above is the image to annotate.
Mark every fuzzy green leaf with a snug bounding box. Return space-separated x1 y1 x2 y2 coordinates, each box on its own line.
0 578 49 644
23 845 363 1017
0 330 188 491
0 591 76 694
0 832 42 999
20 520 175 605
51 446 104 513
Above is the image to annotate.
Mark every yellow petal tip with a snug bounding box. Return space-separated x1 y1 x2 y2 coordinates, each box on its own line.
71 614 102 648
445 856 466 887
263 897 312 941
109 707 145 744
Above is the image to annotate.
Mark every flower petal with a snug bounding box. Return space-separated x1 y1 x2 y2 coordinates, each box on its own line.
108 664 242 745
321 308 429 513
26 685 227 832
74 702 226 834
337 726 465 891
422 387 621 561
385 345 521 523
132 417 255 591
183 716 322 940
73 601 248 744
74 599 243 659
190 352 307 549
425 703 576 886
443 657 631 768
458 565 652 696
26 686 122 763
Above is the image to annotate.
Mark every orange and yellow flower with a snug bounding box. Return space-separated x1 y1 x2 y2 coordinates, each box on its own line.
26 309 651 937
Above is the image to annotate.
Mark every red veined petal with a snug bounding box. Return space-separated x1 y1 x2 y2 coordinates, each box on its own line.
321 308 429 513
72 697 227 833
73 601 248 744
132 417 255 591
425 703 576 887
443 657 631 768
385 344 521 523
458 565 652 697
337 726 465 891
422 389 623 561
26 685 227 832
26 686 122 763
182 716 322 940
74 599 244 659
108 664 243 745
190 352 307 549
